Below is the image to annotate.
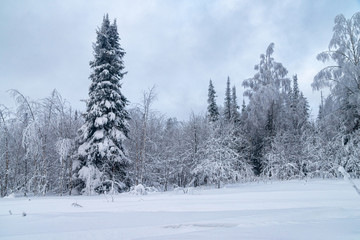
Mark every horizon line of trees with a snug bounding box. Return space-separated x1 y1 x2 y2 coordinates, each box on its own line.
1 12 360 197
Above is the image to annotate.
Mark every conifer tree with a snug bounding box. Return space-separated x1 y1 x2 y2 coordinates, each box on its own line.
207 80 219 122
292 75 299 103
75 14 130 194
241 100 246 115
290 75 309 132
230 85 240 123
290 75 300 130
317 91 324 123
224 77 231 121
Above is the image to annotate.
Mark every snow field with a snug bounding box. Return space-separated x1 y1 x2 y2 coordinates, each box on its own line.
1 179 360 240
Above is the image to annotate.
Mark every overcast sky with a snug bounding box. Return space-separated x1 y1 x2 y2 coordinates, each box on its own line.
1 0 359 121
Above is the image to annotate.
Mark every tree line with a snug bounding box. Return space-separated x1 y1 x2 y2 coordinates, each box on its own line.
1 12 360 197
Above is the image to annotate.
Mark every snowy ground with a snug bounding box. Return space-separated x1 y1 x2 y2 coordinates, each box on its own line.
1 179 360 240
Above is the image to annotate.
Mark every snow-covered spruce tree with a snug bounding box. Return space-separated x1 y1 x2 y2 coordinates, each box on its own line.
207 80 219 123
224 77 231 122
291 75 309 133
316 95 341 139
75 14 130 195
230 86 240 123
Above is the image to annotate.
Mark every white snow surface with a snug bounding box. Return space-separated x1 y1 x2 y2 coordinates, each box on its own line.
1 179 360 240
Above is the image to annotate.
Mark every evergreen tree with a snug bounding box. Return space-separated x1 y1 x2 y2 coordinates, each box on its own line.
207 80 219 123
290 75 309 132
231 86 240 123
75 14 130 194
317 91 324 123
292 75 299 103
240 99 248 125
241 100 246 115
224 77 231 122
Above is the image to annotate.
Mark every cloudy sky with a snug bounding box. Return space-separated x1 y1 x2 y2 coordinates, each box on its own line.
1 0 359 120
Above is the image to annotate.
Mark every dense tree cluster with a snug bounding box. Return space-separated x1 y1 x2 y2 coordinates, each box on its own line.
0 90 82 196
1 12 360 197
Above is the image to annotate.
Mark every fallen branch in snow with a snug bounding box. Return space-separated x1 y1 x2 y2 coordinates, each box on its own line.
173 187 194 194
71 202 83 208
338 166 360 196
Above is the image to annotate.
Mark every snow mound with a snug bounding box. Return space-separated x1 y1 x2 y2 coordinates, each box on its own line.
129 184 159 195
129 184 147 195
173 187 195 194
3 193 16 199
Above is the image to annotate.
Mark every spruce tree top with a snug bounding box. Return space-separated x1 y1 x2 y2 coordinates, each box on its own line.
207 79 219 122
224 77 231 121
231 85 240 122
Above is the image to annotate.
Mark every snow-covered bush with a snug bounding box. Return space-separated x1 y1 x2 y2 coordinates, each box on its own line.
129 184 147 195
193 132 240 188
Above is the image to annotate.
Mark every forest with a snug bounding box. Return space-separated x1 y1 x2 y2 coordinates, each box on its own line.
1 12 360 197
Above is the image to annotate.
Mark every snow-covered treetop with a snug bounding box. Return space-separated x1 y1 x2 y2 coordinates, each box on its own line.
312 12 360 93
207 80 219 123
243 43 290 98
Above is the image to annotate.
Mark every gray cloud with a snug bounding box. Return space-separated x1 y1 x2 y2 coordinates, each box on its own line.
0 0 359 120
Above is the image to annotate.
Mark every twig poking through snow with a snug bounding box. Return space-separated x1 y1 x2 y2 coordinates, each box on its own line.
338 166 360 196
71 202 83 208
104 191 114 202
